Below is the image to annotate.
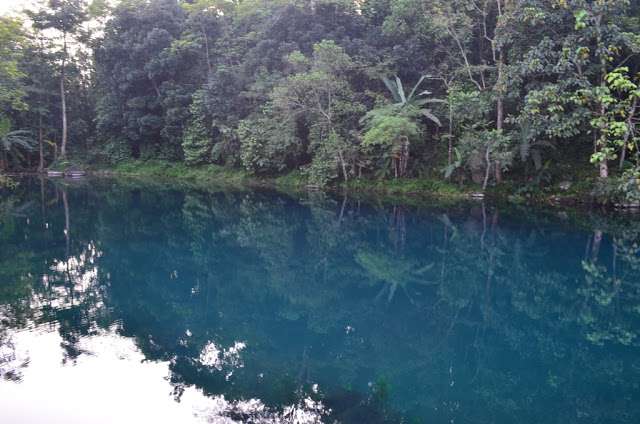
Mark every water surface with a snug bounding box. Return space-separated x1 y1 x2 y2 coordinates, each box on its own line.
1 178 639 423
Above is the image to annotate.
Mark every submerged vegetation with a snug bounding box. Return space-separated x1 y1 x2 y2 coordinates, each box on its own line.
1 0 640 204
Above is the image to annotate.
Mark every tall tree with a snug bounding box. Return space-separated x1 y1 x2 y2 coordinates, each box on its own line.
31 0 87 160
19 25 58 172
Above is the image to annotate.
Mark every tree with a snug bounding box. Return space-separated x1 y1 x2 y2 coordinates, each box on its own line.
594 67 640 202
509 0 639 191
361 106 421 178
361 75 442 178
180 0 231 78
30 0 88 160
265 40 366 184
0 17 27 114
95 0 189 159
18 24 58 172
0 16 29 174
569 0 638 179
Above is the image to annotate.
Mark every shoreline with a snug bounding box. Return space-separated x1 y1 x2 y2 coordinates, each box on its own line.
3 161 638 213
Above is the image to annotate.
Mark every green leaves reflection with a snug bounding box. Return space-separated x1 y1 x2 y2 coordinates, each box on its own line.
356 250 435 303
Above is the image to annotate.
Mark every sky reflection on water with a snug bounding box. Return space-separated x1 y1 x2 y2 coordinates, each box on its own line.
0 325 327 424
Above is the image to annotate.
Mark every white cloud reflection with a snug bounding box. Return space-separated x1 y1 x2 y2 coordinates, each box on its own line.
199 340 246 371
193 395 328 424
0 325 329 424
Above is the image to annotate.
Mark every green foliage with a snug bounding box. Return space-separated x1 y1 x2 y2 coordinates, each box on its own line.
238 112 301 174
108 160 251 189
0 115 36 169
356 249 434 302
94 0 190 159
0 17 27 112
517 84 588 141
458 129 514 189
362 107 421 148
617 168 640 204
344 177 463 198
588 67 640 177
303 131 345 187
99 139 131 165
182 91 212 165
251 39 366 185
381 75 444 125
361 105 421 178
360 75 442 178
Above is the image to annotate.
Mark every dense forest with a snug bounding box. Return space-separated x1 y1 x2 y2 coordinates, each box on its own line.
1 0 640 202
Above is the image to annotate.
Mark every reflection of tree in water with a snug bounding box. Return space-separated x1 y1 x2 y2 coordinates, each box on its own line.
1 181 640 423
578 219 640 348
0 182 107 368
355 250 434 304
0 322 29 382
0 191 38 382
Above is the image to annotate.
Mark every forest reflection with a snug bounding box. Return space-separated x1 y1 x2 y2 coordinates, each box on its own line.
0 178 639 423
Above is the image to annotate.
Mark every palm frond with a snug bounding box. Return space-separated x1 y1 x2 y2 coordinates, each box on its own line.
382 76 402 103
394 75 406 104
421 109 442 127
407 75 427 101
1 130 36 152
414 98 447 105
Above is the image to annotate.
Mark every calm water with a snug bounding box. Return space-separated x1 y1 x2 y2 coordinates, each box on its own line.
1 178 639 423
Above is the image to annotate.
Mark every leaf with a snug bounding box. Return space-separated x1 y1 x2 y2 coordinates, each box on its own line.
382 76 402 103
413 98 446 106
421 109 441 126
395 75 406 104
407 75 426 101
0 116 11 138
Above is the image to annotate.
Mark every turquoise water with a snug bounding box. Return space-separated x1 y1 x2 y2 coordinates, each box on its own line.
1 178 639 423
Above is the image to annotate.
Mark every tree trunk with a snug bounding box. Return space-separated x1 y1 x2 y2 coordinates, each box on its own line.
448 99 453 170
60 32 68 159
598 89 609 179
337 150 348 182
38 34 46 172
38 115 44 172
599 160 609 179
598 100 609 179
494 49 505 184
596 13 608 179
200 21 212 77
399 137 409 177
483 142 492 191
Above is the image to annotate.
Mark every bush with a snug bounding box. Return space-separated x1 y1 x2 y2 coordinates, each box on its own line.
616 169 640 205
238 114 302 175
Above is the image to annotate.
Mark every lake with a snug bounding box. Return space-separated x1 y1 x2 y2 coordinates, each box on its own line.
1 178 639 423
